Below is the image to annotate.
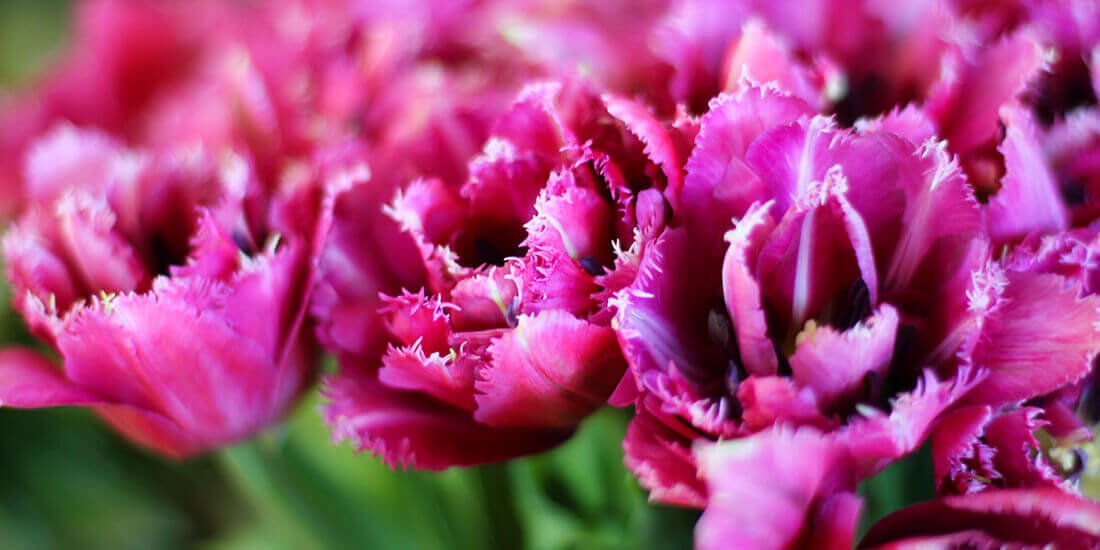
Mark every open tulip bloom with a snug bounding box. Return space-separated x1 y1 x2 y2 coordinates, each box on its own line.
4 0 1100 547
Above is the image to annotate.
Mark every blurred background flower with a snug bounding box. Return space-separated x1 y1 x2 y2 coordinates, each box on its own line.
5 1 1096 549
0 6 697 549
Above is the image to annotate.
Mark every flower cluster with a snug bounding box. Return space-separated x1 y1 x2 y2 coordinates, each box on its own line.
3 0 1100 546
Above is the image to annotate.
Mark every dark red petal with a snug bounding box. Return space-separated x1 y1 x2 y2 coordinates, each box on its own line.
323 372 570 470
860 489 1100 549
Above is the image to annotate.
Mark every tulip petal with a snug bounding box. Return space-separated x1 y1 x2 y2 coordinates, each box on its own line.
721 200 778 376
379 343 475 412
0 348 101 407
475 310 625 428
23 124 123 205
622 403 707 508
962 267 1100 407
614 227 728 398
859 489 1100 549
755 165 876 329
986 105 1069 245
930 405 999 494
844 368 984 474
721 19 828 108
983 407 1063 489
696 427 858 550
603 94 685 204
681 88 813 240
313 171 430 363
59 284 281 441
790 305 898 413
737 376 833 432
926 31 1045 156
324 372 569 470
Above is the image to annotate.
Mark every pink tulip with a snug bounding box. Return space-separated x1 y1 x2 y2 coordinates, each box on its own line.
0 127 321 457
313 79 690 468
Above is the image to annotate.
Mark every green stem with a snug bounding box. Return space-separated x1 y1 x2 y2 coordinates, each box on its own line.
478 463 524 550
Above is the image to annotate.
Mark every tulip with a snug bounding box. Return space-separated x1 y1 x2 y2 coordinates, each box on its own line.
0 127 319 457
314 79 689 468
612 85 1100 543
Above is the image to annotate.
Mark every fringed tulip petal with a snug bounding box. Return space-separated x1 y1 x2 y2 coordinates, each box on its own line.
696 427 858 550
324 372 569 470
962 267 1100 407
475 310 625 428
859 489 1100 549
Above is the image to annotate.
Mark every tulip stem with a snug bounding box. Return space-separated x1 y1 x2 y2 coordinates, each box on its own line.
478 463 525 550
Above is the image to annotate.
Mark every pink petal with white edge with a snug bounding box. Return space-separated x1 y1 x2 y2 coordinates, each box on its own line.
931 405 999 495
378 290 456 353
695 427 859 550
754 165 877 330
859 489 1100 549
522 169 613 263
58 285 282 442
474 310 625 428
962 267 1100 407
843 368 985 476
312 171 430 362
736 376 833 432
515 251 600 318
854 105 937 145
23 124 123 205
926 31 1046 156
379 343 474 411
985 105 1069 245
983 407 1064 489
324 372 570 470
613 226 729 399
449 268 516 332
790 305 899 413
722 20 824 106
876 138 982 298
53 192 148 296
721 200 778 376
622 403 706 508
3 213 82 320
681 87 813 238
603 94 684 200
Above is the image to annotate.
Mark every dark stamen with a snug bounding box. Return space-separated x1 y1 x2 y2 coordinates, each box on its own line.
1067 448 1088 484
578 256 607 277
233 229 256 256
726 360 742 398
774 342 792 377
1077 362 1100 424
504 297 520 329
707 308 735 352
831 278 872 330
